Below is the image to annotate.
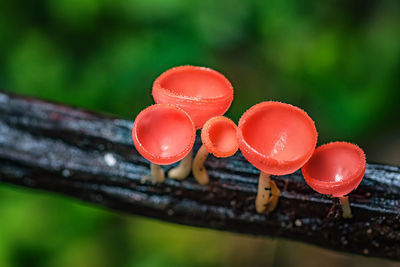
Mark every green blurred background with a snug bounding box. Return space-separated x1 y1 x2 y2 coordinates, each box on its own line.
1 0 400 266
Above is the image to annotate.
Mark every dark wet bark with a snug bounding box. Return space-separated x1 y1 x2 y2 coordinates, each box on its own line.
1 90 400 260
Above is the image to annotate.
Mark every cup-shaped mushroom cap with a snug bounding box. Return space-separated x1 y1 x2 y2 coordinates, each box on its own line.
237 101 318 175
152 66 234 129
132 104 196 165
201 116 239 158
301 142 366 197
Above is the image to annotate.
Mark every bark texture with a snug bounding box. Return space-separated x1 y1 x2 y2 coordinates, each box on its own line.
1 91 400 260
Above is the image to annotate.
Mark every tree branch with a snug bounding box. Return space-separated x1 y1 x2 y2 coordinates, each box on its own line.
1 90 400 260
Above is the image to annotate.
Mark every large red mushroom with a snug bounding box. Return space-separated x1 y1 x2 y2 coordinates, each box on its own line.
237 101 318 213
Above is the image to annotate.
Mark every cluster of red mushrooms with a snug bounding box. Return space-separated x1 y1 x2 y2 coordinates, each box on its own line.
132 66 366 218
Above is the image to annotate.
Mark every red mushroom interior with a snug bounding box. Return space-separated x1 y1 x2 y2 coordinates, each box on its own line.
303 143 364 183
203 117 238 157
159 68 230 99
135 105 194 161
241 104 316 162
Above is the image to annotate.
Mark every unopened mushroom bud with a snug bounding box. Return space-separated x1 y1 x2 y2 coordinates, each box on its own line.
192 116 239 185
302 142 366 218
152 66 234 180
132 104 196 184
237 101 318 214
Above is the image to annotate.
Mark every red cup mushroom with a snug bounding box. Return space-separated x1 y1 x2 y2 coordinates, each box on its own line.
192 116 239 184
132 104 196 183
153 66 234 129
237 101 318 213
152 65 234 181
301 142 366 218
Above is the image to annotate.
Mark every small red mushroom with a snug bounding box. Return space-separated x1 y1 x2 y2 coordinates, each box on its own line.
132 104 196 183
152 66 234 181
302 142 366 218
237 101 318 213
192 116 239 184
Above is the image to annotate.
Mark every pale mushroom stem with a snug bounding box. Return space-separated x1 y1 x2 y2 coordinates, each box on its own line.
192 145 210 185
141 163 165 184
339 196 352 218
255 172 280 214
168 149 193 180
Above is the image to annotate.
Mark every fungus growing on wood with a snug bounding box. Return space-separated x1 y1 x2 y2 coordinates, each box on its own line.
152 65 233 180
132 104 196 183
192 116 239 184
237 101 318 213
302 142 366 218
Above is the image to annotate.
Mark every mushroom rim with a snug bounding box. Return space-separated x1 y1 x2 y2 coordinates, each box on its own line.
201 116 239 158
132 103 196 165
152 65 234 104
301 141 366 195
236 101 318 171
